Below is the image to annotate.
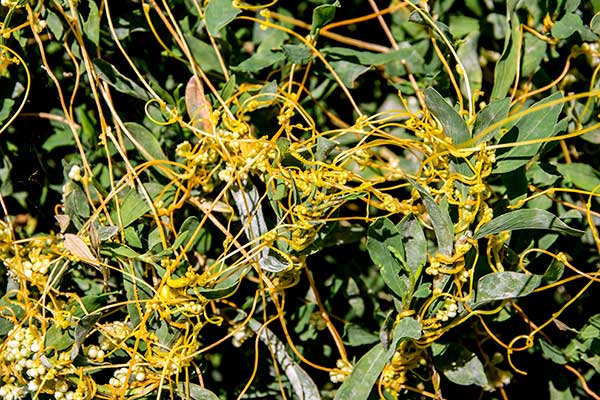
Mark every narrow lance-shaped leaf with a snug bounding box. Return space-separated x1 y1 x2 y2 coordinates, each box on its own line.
334 343 387 400
367 218 409 299
407 178 454 257
490 11 520 100
493 92 564 174
471 97 511 144
473 209 583 239
424 87 470 145
472 271 543 307
124 122 168 162
93 59 149 100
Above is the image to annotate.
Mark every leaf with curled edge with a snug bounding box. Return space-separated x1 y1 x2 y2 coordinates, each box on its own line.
185 76 213 131
64 233 99 266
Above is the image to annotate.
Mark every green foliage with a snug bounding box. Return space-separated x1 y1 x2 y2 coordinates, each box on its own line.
0 0 599 399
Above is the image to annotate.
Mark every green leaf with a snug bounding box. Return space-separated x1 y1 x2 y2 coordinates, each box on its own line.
474 271 542 306
522 32 547 77
311 1 340 37
83 0 100 46
334 343 386 400
176 216 211 253
71 312 102 360
491 12 520 100
282 44 313 64
552 13 583 39
177 384 220 400
124 122 168 162
433 343 488 387
424 88 470 145
232 51 286 73
407 178 454 257
0 98 15 125
398 216 426 275
591 12 600 35
556 162 600 192
367 218 409 299
117 188 151 228
93 59 149 100
72 293 114 318
45 325 73 352
123 262 154 327
64 181 90 230
456 31 482 96
540 338 568 365
386 317 422 358
345 324 380 347
102 242 141 259
449 15 480 38
472 97 511 144
204 0 241 38
473 209 583 239
329 60 371 89
184 34 223 73
494 92 564 174
45 10 64 40
42 128 75 152
195 267 248 300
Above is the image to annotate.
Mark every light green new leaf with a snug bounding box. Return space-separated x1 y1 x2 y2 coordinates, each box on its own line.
424 88 470 145
473 209 582 239
205 0 241 38
491 12 519 100
407 178 454 257
311 1 340 37
493 92 564 174
334 343 387 400
474 271 542 306
556 162 600 192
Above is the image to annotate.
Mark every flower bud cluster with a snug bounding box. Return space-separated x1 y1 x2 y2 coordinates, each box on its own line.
98 321 131 351
435 298 458 322
109 364 147 387
329 359 352 383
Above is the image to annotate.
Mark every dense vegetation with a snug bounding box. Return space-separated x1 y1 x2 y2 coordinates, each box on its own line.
0 0 599 399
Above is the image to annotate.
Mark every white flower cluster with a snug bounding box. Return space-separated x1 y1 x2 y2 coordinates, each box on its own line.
0 383 24 400
435 298 458 322
3 326 41 367
3 239 55 285
109 365 147 387
329 359 353 383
